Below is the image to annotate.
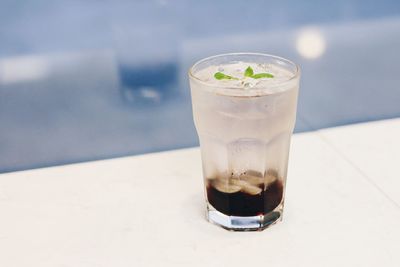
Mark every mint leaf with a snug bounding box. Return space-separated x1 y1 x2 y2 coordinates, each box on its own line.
244 66 254 77
214 72 238 80
251 73 274 79
214 67 273 81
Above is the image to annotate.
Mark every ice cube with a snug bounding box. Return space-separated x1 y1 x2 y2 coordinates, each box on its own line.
242 78 259 89
232 179 262 195
241 174 264 186
211 178 241 193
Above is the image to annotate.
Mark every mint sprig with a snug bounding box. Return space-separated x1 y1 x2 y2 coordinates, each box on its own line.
244 66 274 79
251 73 274 79
214 66 274 81
244 66 254 77
214 72 239 80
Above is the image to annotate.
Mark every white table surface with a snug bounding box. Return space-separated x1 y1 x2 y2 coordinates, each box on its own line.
1 118 400 267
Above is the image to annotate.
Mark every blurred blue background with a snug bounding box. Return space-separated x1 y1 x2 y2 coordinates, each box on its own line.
1 0 400 173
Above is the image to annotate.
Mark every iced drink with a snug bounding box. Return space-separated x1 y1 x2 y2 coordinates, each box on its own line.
189 53 300 231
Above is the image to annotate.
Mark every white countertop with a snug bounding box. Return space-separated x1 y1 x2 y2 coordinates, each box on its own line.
1 118 400 267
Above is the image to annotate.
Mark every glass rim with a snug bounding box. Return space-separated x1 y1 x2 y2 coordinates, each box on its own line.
188 52 300 94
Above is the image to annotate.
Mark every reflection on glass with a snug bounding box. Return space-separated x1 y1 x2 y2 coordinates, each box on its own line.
296 27 326 59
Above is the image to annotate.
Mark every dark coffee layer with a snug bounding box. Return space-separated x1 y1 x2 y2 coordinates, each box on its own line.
207 179 283 217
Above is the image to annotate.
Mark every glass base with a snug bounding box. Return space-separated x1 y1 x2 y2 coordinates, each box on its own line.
206 203 283 231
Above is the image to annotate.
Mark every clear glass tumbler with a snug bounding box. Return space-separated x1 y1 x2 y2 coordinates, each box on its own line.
189 53 300 231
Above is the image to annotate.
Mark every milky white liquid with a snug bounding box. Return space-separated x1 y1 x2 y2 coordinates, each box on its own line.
190 61 299 182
